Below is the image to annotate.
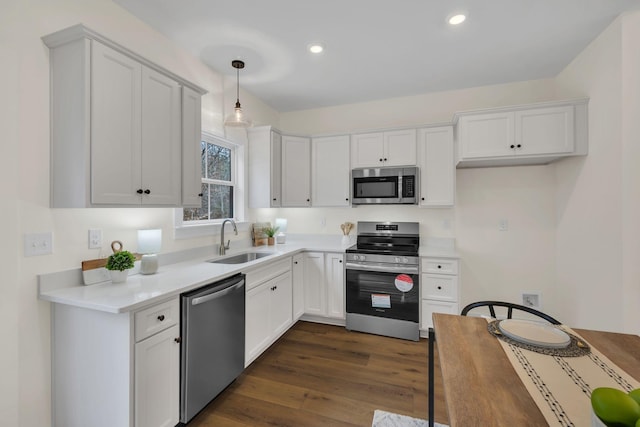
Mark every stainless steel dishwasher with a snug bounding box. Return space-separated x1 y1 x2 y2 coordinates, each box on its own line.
180 273 245 424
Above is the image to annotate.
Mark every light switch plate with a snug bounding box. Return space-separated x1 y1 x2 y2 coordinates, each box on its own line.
24 232 53 257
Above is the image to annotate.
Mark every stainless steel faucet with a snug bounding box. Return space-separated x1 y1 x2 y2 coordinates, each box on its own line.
219 219 238 255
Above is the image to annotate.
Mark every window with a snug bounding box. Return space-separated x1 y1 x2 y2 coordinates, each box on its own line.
183 134 236 223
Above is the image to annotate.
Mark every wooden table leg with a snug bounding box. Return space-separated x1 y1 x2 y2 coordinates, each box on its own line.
428 327 434 427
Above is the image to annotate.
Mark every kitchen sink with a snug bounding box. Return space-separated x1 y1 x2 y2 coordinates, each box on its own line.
207 252 272 264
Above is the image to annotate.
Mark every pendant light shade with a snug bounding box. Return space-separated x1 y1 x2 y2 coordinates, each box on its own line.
224 60 252 128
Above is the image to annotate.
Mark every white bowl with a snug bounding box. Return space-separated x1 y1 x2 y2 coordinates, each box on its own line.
591 408 607 427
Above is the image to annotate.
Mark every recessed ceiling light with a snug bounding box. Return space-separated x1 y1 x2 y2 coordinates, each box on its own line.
448 14 466 25
308 43 324 54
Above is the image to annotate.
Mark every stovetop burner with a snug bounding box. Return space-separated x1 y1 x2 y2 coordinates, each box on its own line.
347 221 420 257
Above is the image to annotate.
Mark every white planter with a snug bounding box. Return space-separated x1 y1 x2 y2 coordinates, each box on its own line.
109 270 129 284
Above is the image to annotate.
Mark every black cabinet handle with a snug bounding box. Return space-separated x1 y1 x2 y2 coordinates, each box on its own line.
157 315 165 321
346 198 349 201
510 144 515 149
273 198 276 201
137 189 143 194
379 158 383 162
516 144 522 148
437 265 442 269
339 259 342 263
306 199 310 202
174 337 181 343
421 197 425 201
437 286 442 290
198 193 203 197
144 189 151 194
384 158 388 161
294 261 298 265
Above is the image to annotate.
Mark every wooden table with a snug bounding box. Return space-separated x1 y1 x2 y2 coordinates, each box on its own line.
429 313 640 427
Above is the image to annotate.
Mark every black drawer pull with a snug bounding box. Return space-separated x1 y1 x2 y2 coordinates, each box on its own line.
157 315 165 321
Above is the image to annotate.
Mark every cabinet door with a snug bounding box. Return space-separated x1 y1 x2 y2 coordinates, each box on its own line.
384 129 417 166
515 106 574 156
351 132 384 168
325 253 345 319
281 135 311 206
303 252 326 316
135 324 180 427
418 126 454 207
245 281 272 365
312 136 350 206
140 67 182 206
271 131 282 207
91 41 142 205
182 86 203 207
270 272 293 338
421 300 459 330
292 254 305 320
248 127 280 208
458 112 514 160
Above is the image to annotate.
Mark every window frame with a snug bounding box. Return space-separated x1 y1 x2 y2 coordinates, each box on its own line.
175 132 248 239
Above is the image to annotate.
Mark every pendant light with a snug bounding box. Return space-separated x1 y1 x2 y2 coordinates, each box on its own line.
224 60 252 127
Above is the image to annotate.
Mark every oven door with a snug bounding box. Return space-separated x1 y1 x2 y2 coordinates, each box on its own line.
345 266 419 322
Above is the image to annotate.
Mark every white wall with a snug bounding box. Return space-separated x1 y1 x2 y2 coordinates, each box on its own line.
1 0 278 425
554 11 640 334
265 79 561 319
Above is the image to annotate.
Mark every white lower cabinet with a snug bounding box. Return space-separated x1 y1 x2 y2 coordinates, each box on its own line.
420 257 460 330
245 258 293 366
51 297 180 427
135 324 180 427
292 253 305 320
303 252 345 320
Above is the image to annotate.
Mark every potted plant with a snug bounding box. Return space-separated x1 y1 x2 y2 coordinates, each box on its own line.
105 250 136 283
264 226 279 246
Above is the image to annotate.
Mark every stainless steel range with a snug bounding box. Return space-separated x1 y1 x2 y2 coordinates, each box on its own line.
345 221 420 341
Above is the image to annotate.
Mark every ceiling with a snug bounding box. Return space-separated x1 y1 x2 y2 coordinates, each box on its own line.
113 0 640 112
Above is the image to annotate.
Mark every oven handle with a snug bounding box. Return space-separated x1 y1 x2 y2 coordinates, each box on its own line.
345 262 419 274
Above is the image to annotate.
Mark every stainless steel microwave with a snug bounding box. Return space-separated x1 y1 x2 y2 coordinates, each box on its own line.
351 167 419 205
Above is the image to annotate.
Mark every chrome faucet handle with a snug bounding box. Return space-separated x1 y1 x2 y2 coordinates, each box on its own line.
225 239 231 249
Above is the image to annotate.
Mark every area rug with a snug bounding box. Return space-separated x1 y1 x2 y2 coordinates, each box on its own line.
371 410 448 427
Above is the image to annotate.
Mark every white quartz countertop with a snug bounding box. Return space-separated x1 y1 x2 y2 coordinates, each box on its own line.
38 236 351 314
38 235 458 314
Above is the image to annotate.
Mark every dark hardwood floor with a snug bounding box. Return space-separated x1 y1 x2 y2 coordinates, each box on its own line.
188 321 448 427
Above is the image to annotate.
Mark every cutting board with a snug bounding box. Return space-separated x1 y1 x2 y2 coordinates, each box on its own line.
82 241 142 285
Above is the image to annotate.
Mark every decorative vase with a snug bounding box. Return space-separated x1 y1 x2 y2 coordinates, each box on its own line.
267 237 275 246
109 269 129 283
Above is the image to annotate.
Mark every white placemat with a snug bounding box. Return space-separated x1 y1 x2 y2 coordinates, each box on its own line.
493 323 639 426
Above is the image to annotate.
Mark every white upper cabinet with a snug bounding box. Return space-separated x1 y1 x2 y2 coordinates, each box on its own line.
181 86 203 207
351 129 417 168
247 126 282 208
455 99 588 167
281 135 311 207
43 25 206 208
418 126 455 207
312 135 350 207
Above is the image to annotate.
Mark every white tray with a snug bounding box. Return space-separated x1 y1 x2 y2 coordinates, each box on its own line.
498 319 570 348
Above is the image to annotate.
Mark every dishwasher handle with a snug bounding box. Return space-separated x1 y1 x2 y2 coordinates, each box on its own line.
191 280 244 306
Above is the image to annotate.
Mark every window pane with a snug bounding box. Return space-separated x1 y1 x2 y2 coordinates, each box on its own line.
206 143 231 181
209 184 233 219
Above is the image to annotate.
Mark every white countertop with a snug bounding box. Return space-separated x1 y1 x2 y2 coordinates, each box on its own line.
38 236 351 314
38 235 458 314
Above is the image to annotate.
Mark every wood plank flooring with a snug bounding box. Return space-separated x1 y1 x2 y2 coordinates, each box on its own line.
187 321 448 427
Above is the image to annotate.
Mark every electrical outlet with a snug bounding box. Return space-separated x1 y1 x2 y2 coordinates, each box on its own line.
89 229 103 249
521 292 541 309
499 219 509 231
24 232 53 257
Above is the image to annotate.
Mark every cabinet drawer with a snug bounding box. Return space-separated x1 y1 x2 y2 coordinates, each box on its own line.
135 298 179 342
422 274 458 301
421 258 458 275
245 257 292 291
421 300 459 330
